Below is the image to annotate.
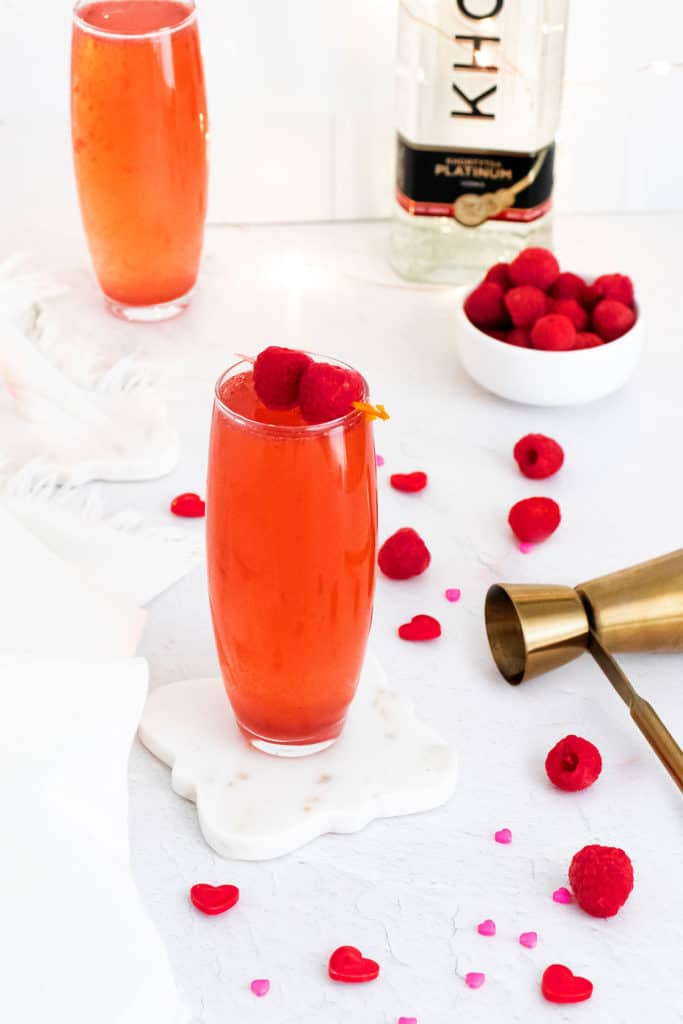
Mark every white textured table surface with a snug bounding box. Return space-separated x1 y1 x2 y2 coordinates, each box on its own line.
39 216 683 1023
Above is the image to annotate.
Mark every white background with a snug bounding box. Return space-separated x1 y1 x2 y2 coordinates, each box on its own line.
2 0 683 241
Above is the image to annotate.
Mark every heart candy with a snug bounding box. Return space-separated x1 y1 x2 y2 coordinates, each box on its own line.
398 615 442 642
328 945 380 983
170 492 205 518
541 964 593 1004
189 883 240 916
477 919 496 936
390 471 428 493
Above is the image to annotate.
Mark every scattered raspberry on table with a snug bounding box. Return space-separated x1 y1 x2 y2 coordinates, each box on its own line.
508 497 561 543
513 434 564 480
545 735 602 791
378 528 431 579
568 844 634 918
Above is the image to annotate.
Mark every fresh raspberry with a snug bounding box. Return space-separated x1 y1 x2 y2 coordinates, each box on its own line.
378 528 431 580
549 272 588 304
390 472 428 493
464 281 508 329
573 332 604 350
592 300 636 342
483 327 510 341
504 285 548 329
484 262 512 291
551 298 588 332
298 362 365 424
568 845 634 918
513 434 564 479
509 247 560 290
506 327 531 348
531 314 576 351
591 273 635 308
253 346 312 410
508 497 561 543
545 735 602 791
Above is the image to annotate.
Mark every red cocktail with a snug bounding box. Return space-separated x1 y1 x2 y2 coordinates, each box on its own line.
207 358 378 756
71 0 208 320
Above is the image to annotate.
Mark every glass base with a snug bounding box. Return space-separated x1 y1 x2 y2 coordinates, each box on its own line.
238 722 342 758
105 287 194 322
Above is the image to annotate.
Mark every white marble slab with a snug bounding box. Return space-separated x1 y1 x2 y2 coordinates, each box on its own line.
139 656 457 861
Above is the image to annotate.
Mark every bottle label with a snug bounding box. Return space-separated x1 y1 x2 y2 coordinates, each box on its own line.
396 136 555 227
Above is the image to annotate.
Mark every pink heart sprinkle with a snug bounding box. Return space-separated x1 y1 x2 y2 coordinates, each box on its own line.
445 588 462 603
553 886 573 904
398 1018 418 1024
465 972 486 990
250 979 270 997
376 454 385 467
494 828 512 844
518 541 535 554
477 919 496 937
519 931 538 949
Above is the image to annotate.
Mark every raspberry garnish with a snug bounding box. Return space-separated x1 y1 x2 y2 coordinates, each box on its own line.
513 434 564 480
508 497 561 543
484 262 512 291
398 614 442 641
170 492 205 517
592 299 637 341
551 298 588 332
573 331 604 350
298 362 365 424
530 314 576 351
509 247 560 290
378 527 431 579
464 281 508 329
568 844 634 918
549 272 588 304
504 285 548 328
253 346 312 410
545 735 602 791
590 273 634 308
390 471 428 493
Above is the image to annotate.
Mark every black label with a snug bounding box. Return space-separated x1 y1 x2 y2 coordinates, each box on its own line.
396 136 555 223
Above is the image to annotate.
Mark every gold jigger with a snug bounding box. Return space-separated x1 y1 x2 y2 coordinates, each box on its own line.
485 550 683 793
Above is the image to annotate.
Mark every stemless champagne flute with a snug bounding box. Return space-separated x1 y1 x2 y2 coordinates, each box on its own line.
71 0 208 321
206 357 378 757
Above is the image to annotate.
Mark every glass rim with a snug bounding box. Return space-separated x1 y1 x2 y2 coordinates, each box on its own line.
72 0 197 40
213 356 370 438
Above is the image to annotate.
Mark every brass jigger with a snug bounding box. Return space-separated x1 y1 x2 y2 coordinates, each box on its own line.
485 549 683 792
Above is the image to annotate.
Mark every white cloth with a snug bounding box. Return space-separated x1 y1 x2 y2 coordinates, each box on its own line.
0 258 179 484
0 656 187 1024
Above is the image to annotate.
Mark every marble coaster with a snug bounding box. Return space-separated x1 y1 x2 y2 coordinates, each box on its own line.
139 656 457 860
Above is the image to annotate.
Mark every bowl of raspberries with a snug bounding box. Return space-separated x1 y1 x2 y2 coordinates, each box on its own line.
456 247 642 405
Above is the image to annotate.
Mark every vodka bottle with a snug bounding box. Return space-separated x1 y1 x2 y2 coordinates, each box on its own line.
390 0 569 283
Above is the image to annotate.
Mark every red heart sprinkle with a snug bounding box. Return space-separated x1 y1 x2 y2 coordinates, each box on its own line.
541 964 593 1004
398 614 442 642
171 492 205 518
328 946 380 983
190 883 240 916
390 471 428 493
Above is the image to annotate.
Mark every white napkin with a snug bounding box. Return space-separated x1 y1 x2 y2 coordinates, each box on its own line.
0 656 187 1024
0 258 179 484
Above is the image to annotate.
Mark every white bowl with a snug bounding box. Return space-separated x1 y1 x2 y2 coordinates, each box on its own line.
455 282 643 406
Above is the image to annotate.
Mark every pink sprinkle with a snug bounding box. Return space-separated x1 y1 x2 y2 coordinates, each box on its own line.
376 454 385 467
465 972 486 990
518 541 535 554
494 828 512 844
477 919 496 937
553 886 573 904
250 979 270 997
398 1019 417 1024
519 931 538 949
445 588 462 603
